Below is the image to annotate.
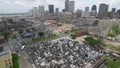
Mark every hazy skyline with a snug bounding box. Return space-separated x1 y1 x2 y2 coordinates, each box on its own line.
0 0 120 13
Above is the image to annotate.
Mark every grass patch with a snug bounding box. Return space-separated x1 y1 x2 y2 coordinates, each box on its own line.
12 54 19 68
107 33 117 37
107 57 120 68
71 28 83 33
114 47 120 52
27 34 58 45
70 33 77 39
101 43 120 52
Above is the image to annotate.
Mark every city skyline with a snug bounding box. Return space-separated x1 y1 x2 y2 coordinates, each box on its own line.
0 0 120 13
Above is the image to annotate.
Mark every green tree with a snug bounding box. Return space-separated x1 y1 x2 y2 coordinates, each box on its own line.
12 54 19 68
71 34 77 39
84 37 94 45
112 25 120 34
95 38 103 46
31 28 36 32
38 32 44 37
107 33 116 37
84 37 103 46
26 29 31 32
1 32 12 39
6 18 14 23
19 29 24 34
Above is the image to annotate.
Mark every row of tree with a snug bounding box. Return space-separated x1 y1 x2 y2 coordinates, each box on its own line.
112 25 120 34
84 36 104 46
12 54 19 68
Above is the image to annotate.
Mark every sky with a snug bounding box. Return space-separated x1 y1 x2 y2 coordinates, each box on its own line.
0 0 120 13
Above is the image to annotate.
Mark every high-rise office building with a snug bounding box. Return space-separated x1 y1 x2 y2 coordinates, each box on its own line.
48 5 54 13
38 6 44 14
69 1 75 13
32 7 38 13
90 5 97 16
110 8 116 18
85 7 89 12
28 9 33 16
62 9 66 12
98 3 109 18
65 0 69 12
81 7 90 18
116 9 120 18
32 7 38 17
117 9 120 15
55 8 59 13
91 5 97 11
111 8 116 13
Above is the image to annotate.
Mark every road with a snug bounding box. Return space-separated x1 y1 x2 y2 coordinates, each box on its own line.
19 51 32 68
8 38 33 68
25 34 70 49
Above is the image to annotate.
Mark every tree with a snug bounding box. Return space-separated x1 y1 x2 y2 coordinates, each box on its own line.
26 29 31 32
64 31 68 34
84 37 94 45
6 18 14 23
84 37 103 46
38 32 44 37
1 32 12 39
12 54 19 68
95 38 103 46
19 29 24 34
112 25 120 34
71 34 77 39
93 20 99 26
31 28 36 32
107 33 116 37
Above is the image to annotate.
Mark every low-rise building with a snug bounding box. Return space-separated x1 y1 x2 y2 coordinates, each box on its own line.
0 47 13 68
74 21 83 27
0 36 5 44
21 32 34 38
81 11 90 18
60 12 73 19
87 27 107 38
115 35 120 42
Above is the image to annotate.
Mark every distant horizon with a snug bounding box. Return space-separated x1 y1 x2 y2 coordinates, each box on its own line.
0 0 120 14
0 12 27 14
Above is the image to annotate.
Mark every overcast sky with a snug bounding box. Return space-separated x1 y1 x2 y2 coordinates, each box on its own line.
0 0 120 13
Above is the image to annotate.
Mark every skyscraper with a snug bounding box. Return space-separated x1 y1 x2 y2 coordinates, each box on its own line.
32 7 38 13
48 5 54 13
90 5 97 16
111 8 116 18
62 9 66 12
55 8 59 13
98 3 109 18
65 0 69 12
116 9 120 18
117 9 120 15
32 7 38 17
111 8 116 13
85 7 89 12
81 7 90 18
69 1 75 13
38 6 44 16
91 5 97 11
